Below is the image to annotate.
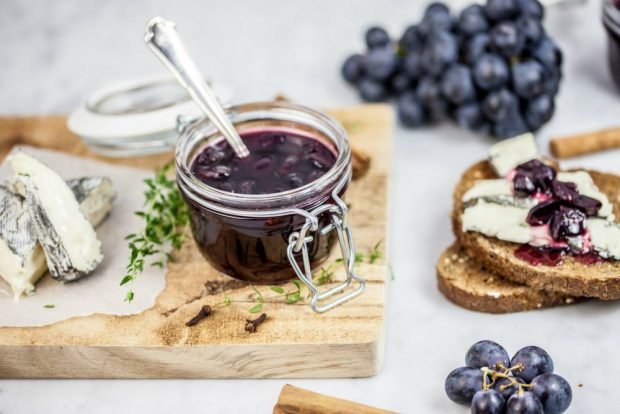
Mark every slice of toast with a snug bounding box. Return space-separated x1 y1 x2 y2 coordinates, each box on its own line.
452 161 620 300
437 243 578 313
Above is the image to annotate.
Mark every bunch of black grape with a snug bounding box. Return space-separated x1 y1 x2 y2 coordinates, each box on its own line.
341 0 562 139
445 340 572 413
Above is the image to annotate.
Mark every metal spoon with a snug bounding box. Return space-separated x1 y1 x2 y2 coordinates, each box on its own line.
144 17 250 158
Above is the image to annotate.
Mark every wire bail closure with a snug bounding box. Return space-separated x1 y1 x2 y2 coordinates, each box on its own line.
286 172 366 313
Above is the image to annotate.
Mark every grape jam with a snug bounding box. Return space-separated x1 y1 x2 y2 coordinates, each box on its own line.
512 159 608 267
190 129 337 194
184 128 342 283
515 244 564 267
515 245 606 267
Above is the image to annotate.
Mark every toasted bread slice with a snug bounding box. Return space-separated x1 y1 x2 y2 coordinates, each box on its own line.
453 161 620 300
437 243 578 313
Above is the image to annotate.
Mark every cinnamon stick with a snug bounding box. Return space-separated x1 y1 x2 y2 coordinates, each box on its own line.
273 384 395 414
550 127 620 159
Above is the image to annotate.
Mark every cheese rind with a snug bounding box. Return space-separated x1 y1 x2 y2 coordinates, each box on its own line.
0 186 47 299
9 152 103 282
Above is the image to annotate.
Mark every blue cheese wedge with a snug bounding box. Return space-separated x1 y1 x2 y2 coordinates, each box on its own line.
9 152 103 282
0 177 115 298
489 133 538 176
462 179 512 202
587 219 620 260
461 199 531 244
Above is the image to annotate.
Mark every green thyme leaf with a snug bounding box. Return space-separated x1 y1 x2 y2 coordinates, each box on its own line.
270 286 285 294
335 240 382 266
315 266 334 286
120 275 133 286
43 304 55 309
355 253 365 263
369 240 382 264
285 291 301 304
338 253 364 264
248 303 263 313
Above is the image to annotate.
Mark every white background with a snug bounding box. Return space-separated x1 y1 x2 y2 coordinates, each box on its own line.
1 0 620 412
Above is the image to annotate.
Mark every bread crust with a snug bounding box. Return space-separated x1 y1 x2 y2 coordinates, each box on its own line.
437 243 578 313
452 161 620 300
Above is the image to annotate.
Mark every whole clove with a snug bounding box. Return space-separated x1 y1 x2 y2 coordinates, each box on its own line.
185 305 212 327
245 313 267 333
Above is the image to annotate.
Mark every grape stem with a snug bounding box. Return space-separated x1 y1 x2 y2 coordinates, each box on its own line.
481 367 491 390
479 363 533 394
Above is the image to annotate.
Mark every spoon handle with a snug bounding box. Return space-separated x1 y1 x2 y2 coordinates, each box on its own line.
144 17 250 158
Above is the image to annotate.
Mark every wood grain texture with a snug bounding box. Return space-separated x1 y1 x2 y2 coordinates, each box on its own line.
273 384 395 413
0 104 393 379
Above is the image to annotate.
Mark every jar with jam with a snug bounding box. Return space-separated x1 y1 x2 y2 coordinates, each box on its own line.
175 101 365 312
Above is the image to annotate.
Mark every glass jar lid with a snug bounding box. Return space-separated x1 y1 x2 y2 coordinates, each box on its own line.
68 75 232 157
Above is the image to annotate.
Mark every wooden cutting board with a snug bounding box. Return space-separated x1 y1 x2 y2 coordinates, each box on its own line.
0 104 392 379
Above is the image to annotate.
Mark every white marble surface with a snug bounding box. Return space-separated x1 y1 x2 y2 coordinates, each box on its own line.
1 0 620 412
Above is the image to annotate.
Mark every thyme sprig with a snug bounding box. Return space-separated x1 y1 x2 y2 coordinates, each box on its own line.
121 162 189 302
315 265 335 286
247 280 304 314
368 241 383 264
335 240 383 265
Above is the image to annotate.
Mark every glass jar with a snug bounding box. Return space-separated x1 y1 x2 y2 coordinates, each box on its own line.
175 101 365 312
603 0 620 92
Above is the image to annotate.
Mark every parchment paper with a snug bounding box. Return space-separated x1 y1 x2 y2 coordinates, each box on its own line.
0 146 166 327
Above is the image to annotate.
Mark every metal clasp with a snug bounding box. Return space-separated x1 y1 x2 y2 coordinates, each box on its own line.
286 177 366 313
